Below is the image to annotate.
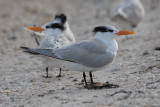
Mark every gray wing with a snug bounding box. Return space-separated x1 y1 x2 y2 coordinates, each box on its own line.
54 39 115 68
21 39 115 68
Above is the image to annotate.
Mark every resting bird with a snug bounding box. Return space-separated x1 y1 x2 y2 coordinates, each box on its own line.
25 13 75 78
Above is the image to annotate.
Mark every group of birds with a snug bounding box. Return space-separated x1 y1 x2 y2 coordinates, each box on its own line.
21 0 145 86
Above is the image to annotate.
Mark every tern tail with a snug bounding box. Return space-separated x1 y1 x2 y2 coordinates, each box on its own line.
20 46 76 63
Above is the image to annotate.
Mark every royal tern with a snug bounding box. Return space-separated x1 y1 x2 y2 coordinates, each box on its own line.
112 0 144 32
25 13 75 78
21 25 135 86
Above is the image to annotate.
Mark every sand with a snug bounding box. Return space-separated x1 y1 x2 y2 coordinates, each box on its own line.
0 0 160 106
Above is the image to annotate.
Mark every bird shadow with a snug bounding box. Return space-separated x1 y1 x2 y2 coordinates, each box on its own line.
77 82 119 90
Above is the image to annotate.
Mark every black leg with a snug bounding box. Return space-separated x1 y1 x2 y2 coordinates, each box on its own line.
89 71 94 84
45 67 50 78
83 72 88 86
56 68 62 77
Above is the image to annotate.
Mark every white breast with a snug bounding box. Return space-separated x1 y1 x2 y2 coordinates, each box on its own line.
40 34 71 49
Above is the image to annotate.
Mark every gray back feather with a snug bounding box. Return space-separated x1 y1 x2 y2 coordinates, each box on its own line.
54 39 115 68
27 39 115 68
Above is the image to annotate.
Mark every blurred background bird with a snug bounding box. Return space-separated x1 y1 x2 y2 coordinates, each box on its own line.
112 0 145 39
25 13 75 78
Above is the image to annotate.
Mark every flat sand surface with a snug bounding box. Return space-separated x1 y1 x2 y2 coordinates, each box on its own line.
0 0 160 106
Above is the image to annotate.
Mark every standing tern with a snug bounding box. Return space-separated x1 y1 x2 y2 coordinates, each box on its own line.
112 0 144 34
25 13 75 78
21 25 135 86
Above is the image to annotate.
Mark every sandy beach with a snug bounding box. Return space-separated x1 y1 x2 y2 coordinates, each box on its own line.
0 0 160 106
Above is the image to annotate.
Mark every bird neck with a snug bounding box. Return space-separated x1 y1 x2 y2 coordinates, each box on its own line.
63 22 76 42
107 39 118 54
94 34 118 54
64 30 75 42
64 22 70 30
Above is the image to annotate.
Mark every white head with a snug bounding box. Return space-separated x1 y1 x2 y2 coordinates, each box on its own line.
94 25 119 40
93 25 135 40
93 25 135 54
40 22 66 36
26 13 69 36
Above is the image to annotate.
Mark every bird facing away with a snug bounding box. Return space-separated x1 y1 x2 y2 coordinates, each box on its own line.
21 25 135 86
25 13 75 78
112 0 145 30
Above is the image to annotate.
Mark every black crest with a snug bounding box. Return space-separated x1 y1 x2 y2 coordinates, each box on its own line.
55 13 67 25
93 26 113 33
47 23 66 30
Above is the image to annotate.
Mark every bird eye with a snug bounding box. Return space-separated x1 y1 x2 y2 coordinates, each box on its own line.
46 26 50 28
108 29 113 32
50 24 54 28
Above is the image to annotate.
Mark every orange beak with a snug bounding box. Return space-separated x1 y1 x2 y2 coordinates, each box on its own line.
26 26 45 32
115 30 136 36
